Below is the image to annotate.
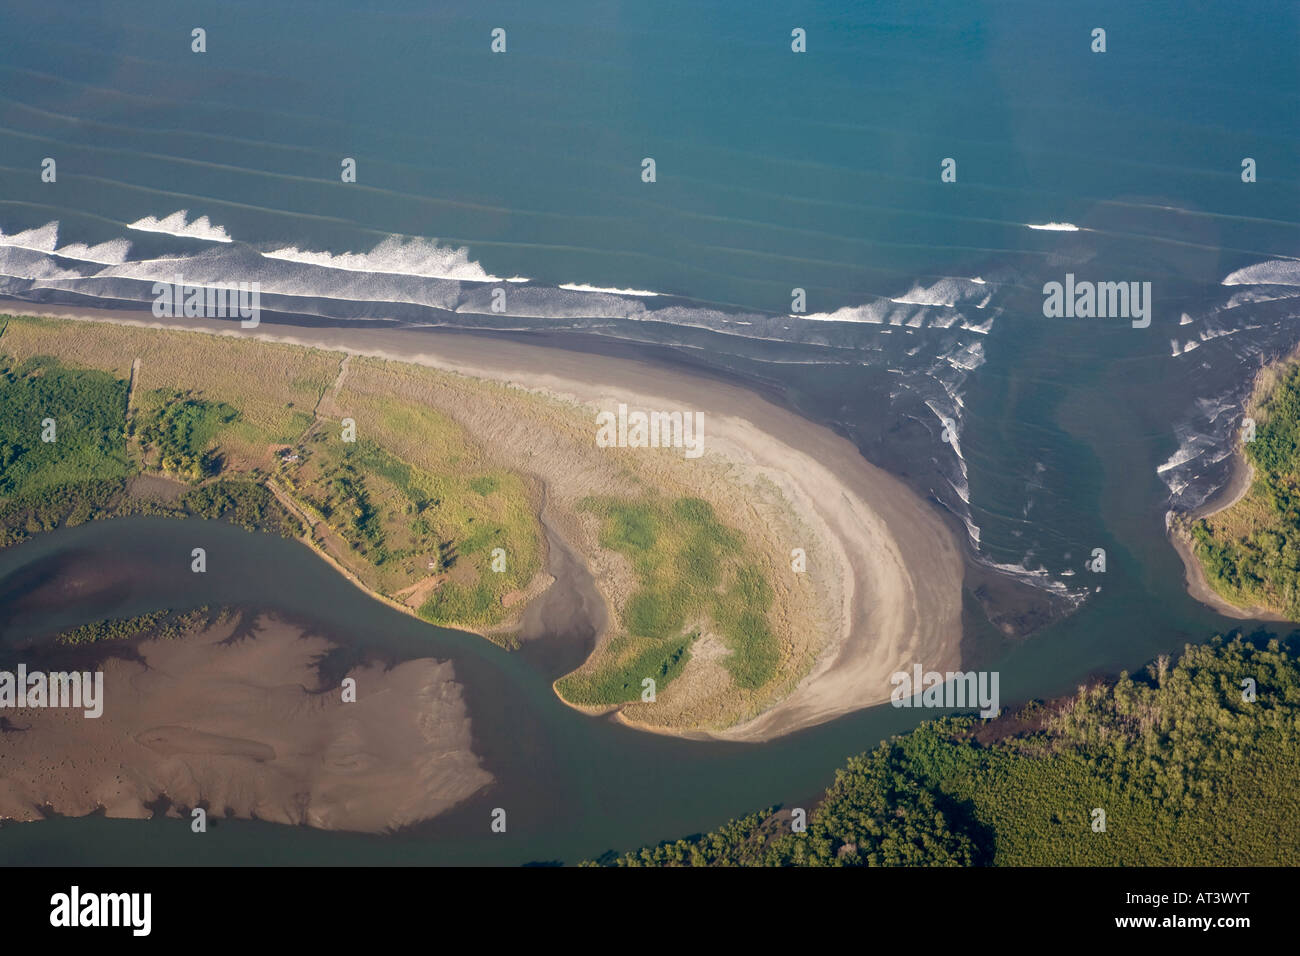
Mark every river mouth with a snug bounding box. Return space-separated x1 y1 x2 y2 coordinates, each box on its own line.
0 515 875 863
4 283 1300 862
0 483 1284 866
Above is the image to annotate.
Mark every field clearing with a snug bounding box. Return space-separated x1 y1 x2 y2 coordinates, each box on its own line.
0 314 337 445
0 313 547 633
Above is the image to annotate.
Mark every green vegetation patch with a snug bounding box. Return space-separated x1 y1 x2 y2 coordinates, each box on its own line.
0 316 548 638
0 353 134 544
279 432 540 628
54 606 230 646
0 354 131 498
1192 363 1300 617
135 389 240 481
593 638 1300 866
556 496 777 707
180 480 301 536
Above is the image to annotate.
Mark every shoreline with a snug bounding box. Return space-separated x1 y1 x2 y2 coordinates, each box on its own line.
3 305 967 742
1166 405 1291 624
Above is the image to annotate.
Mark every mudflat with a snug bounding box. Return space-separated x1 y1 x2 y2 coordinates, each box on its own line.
0 613 491 832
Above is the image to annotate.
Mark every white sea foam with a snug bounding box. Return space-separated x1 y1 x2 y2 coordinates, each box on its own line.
889 276 991 309
976 557 1087 603
1 222 132 265
558 282 661 297
128 211 232 243
0 222 59 253
1222 259 1300 287
0 246 82 280
800 301 889 324
1157 430 1212 474
1224 288 1300 309
944 341 986 371
55 239 132 265
263 234 518 283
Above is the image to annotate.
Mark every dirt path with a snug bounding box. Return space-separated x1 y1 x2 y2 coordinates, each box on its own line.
264 480 422 622
315 353 351 420
126 356 142 413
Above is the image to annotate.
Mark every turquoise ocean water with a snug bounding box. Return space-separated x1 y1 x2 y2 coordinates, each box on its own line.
0 0 1298 862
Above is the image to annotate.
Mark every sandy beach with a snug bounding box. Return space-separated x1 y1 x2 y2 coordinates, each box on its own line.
6 306 966 741
0 613 491 831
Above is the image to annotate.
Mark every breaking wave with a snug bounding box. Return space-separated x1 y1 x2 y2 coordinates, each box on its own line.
266 235 525 283
127 211 233 243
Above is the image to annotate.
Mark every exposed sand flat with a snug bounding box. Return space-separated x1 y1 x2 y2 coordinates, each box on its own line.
0 614 491 831
7 307 966 741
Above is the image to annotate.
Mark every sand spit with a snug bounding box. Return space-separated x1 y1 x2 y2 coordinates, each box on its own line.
8 307 966 741
1168 345 1300 624
1169 438 1291 622
0 614 491 831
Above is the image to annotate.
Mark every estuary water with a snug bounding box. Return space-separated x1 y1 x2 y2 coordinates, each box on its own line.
0 0 1298 862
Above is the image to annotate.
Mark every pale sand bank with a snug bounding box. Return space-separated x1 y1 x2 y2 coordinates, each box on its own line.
7 307 966 741
0 613 491 831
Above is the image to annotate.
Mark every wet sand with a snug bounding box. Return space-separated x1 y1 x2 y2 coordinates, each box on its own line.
0 613 491 831
9 306 967 741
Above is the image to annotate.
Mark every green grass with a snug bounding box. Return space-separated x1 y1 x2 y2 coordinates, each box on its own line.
0 313 337 445
556 495 778 707
0 353 135 543
280 433 541 628
0 314 548 638
552 632 694 706
595 637 1300 866
0 352 299 543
